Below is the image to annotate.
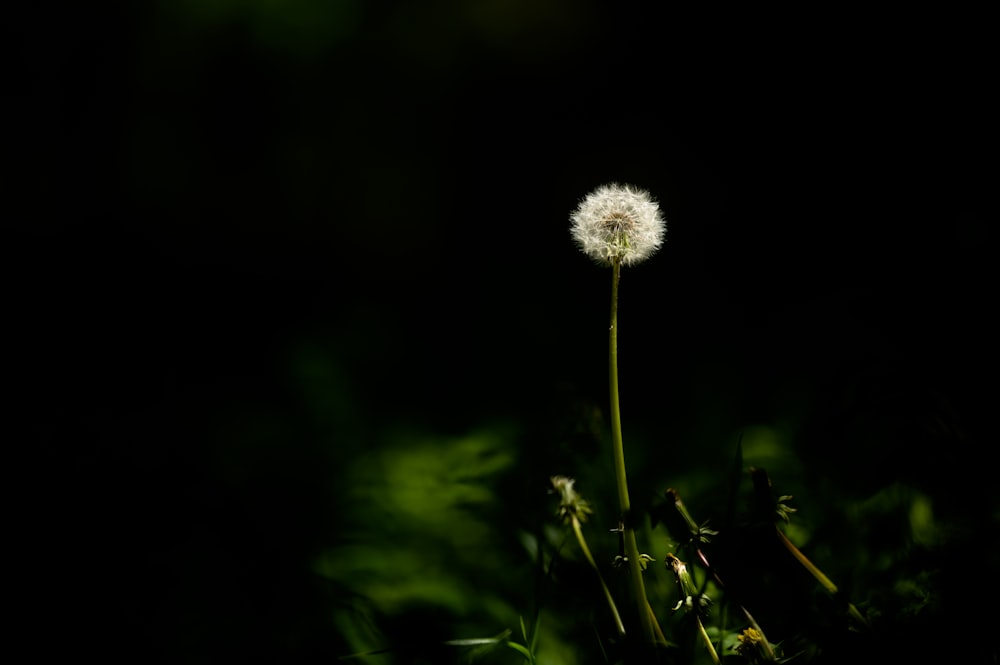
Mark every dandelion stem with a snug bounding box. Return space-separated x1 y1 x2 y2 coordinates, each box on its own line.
695 615 721 665
608 259 656 646
647 601 668 644
571 516 626 638
775 526 869 629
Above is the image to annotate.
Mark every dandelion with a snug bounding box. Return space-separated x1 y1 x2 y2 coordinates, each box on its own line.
550 475 593 524
550 476 625 638
567 182 668 651
734 627 778 664
570 183 666 267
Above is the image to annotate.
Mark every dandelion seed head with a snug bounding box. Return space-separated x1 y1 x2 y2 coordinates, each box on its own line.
550 475 593 523
570 183 666 267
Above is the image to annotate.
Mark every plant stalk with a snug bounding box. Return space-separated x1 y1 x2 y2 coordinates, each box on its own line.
608 259 656 646
571 516 626 638
776 526 869 629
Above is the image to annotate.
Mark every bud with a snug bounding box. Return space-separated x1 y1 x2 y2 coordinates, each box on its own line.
570 183 666 267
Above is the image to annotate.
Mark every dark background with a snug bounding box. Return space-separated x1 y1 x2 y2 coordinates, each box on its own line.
10 2 995 663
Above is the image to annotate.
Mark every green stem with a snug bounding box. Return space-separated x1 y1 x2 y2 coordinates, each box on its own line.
694 615 721 665
776 527 868 629
608 259 656 646
572 516 626 638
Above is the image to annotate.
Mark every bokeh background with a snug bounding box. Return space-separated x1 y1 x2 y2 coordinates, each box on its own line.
11 2 995 663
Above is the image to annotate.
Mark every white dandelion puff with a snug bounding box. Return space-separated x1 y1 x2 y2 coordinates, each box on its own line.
570 183 666 267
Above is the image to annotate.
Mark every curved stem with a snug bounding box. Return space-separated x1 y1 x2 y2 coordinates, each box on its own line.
572 516 626 638
608 259 656 646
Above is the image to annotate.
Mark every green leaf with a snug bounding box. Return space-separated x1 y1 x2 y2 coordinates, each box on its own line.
444 629 512 647
505 641 533 661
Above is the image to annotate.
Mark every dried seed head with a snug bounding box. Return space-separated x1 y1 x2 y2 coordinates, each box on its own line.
550 475 593 524
570 183 666 267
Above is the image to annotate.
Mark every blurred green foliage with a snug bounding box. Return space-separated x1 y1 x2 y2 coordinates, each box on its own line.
164 0 363 55
314 423 597 664
317 427 517 616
